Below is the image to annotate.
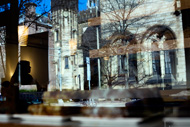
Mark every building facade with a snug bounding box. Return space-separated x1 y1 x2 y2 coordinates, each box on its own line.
89 0 187 89
50 0 189 90
50 0 84 90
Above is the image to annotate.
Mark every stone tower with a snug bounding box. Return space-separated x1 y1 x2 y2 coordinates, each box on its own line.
50 0 84 90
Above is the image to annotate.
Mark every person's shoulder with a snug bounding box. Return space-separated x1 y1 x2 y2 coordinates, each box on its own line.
26 74 33 79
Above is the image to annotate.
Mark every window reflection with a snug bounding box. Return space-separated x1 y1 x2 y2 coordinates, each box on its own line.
65 56 69 69
152 51 161 76
1 0 190 123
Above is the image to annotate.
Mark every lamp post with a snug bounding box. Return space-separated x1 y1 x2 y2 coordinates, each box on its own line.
86 57 91 90
96 0 101 89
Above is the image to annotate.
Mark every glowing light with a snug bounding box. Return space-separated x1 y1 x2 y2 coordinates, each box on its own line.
69 39 77 55
104 56 109 61
9 71 13 78
18 25 29 46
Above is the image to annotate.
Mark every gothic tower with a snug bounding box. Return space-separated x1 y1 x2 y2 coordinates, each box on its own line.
50 0 83 90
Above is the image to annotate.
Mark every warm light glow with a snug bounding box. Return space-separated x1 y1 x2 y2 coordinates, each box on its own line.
18 25 29 46
8 62 14 80
104 56 109 61
9 71 13 78
69 39 77 55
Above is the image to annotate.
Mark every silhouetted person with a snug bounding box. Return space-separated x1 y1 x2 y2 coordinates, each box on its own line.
10 60 40 91
8 61 41 113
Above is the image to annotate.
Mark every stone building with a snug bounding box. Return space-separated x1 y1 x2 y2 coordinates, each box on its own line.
50 0 84 90
49 0 101 90
89 0 187 89
181 0 190 89
50 0 189 90
78 2 100 89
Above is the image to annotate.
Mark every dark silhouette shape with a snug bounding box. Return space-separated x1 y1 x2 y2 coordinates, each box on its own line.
10 60 40 91
165 84 172 90
3 60 42 113
0 81 19 113
1 81 10 99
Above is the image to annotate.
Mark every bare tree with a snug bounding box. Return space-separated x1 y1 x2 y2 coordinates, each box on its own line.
100 56 124 89
97 0 158 89
79 0 177 89
0 0 51 81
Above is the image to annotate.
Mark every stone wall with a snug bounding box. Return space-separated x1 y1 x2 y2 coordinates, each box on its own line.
51 0 84 90
99 0 187 88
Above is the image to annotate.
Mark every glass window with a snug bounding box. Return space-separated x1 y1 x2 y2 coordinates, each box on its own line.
55 30 59 42
152 51 161 76
1 0 190 125
121 55 127 71
164 51 172 74
65 56 69 69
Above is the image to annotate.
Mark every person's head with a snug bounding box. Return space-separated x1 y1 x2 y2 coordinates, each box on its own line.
19 60 31 74
13 60 31 77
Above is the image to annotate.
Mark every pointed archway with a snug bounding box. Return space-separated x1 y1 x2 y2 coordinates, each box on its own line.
141 25 177 87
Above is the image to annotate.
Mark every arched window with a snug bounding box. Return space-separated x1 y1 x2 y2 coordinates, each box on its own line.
142 25 177 83
110 32 137 83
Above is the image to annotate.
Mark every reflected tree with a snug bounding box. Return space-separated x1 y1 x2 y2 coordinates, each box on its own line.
99 0 157 89
0 0 50 82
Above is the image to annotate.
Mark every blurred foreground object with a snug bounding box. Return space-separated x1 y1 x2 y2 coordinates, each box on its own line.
28 88 165 117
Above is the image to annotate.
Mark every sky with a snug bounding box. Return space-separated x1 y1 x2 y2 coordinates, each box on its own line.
79 0 87 11
36 0 87 14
